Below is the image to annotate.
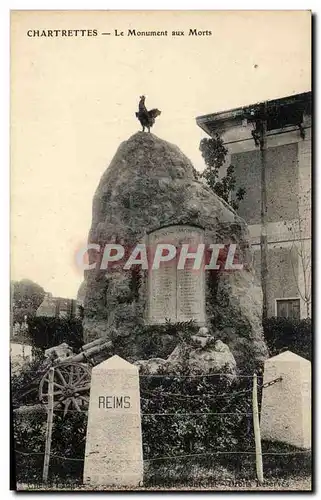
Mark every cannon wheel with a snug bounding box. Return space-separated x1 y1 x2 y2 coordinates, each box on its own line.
39 362 91 416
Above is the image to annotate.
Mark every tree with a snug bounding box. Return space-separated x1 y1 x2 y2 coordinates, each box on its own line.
292 228 311 318
11 279 45 323
283 191 311 318
199 134 246 211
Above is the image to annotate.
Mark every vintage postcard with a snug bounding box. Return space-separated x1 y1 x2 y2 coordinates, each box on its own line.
10 10 312 491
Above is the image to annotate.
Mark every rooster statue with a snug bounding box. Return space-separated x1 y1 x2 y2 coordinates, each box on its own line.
135 95 161 132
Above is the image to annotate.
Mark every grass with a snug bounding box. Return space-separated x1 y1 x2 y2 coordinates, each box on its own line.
16 478 312 492
15 441 312 492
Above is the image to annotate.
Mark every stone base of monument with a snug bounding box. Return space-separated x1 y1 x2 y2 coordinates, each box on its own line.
83 472 143 488
83 355 143 487
135 329 237 377
260 350 311 450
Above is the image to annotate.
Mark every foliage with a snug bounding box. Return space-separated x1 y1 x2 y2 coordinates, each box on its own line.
13 408 47 484
111 320 200 361
12 345 311 486
11 317 84 406
263 317 311 361
140 372 253 463
11 356 47 407
11 279 45 323
13 410 87 484
12 356 87 483
259 441 311 480
28 317 84 351
145 441 311 487
140 344 254 463
199 134 246 211
12 360 253 485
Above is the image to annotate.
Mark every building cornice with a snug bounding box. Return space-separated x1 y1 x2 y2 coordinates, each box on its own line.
196 91 312 136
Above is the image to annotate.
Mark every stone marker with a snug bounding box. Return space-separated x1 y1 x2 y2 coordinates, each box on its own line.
260 350 311 449
83 355 143 487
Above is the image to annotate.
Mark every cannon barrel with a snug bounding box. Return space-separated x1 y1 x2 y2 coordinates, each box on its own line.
81 337 106 351
82 340 113 360
59 339 113 364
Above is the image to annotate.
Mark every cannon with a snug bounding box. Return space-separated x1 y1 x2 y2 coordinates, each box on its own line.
38 338 113 416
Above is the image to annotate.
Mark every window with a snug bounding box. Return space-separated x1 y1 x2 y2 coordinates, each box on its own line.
276 299 300 320
266 104 303 131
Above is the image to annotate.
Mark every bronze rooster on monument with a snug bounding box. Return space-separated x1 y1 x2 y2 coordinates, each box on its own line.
135 95 161 132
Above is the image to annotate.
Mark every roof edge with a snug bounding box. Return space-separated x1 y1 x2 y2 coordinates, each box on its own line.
196 91 312 125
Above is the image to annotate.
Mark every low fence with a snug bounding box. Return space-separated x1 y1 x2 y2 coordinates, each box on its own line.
12 368 311 487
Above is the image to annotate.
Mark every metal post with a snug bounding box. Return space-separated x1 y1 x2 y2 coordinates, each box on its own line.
42 367 55 483
252 372 264 484
259 104 269 320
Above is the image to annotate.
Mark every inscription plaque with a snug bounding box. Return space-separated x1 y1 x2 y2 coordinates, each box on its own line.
148 225 205 324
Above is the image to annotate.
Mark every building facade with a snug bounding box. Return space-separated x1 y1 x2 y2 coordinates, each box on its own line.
36 292 80 318
196 92 312 319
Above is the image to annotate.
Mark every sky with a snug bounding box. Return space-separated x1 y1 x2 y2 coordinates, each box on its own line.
11 10 311 298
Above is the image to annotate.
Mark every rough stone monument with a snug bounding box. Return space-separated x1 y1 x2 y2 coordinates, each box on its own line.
83 355 143 487
260 350 311 449
135 328 237 377
82 132 268 371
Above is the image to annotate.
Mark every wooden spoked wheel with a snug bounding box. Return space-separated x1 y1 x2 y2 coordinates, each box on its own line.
39 362 91 416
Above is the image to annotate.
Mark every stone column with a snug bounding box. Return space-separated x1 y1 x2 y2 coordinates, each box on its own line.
260 350 311 449
83 355 143 487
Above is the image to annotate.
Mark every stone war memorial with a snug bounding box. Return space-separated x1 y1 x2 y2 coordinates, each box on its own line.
78 131 272 487
82 132 268 372
10 13 312 492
